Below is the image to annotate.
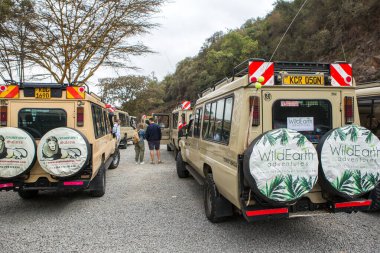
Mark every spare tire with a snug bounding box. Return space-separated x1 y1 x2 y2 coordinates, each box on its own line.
317 125 380 199
37 127 90 178
243 128 319 205
0 127 37 179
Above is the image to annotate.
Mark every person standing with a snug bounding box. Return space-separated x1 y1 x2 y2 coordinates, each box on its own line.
145 117 162 164
113 119 121 144
134 123 146 164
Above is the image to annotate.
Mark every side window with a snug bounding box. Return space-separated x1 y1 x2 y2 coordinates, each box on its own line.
92 104 106 139
119 113 128 127
214 99 225 141
202 104 210 138
202 96 234 144
222 97 233 142
173 113 178 129
103 110 111 134
193 108 203 138
358 98 380 138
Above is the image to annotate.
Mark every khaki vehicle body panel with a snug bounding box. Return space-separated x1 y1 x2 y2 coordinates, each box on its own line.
114 110 135 141
2 89 116 183
152 113 170 145
182 74 360 210
356 83 380 137
170 108 192 150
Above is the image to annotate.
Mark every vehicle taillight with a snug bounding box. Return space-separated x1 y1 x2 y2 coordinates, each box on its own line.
250 96 260 126
77 107 84 127
344 96 354 124
0 106 7 126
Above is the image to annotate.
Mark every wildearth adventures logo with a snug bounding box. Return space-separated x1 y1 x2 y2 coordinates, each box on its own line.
321 125 380 196
249 129 318 202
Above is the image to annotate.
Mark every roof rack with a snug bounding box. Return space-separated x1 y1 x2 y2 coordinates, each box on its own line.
198 77 229 98
2 80 90 93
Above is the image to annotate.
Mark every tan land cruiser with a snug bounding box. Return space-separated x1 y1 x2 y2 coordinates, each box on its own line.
113 109 135 149
177 59 380 222
152 113 170 145
356 82 380 211
167 106 192 159
0 81 120 199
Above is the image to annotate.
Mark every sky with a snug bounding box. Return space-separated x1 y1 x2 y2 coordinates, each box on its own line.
88 0 277 86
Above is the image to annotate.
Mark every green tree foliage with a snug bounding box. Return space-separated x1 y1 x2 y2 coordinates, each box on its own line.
156 0 380 112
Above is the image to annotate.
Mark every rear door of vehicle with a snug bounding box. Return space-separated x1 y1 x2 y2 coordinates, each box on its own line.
153 113 171 143
261 89 342 144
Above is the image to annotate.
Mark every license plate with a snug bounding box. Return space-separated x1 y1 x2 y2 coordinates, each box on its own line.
35 88 51 99
282 75 324 85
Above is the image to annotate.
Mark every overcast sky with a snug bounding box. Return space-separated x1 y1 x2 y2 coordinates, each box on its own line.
89 0 277 85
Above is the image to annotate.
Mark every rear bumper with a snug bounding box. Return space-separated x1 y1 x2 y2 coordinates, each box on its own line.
0 179 91 192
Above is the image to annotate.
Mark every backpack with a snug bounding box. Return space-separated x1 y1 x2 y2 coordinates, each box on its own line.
133 131 140 144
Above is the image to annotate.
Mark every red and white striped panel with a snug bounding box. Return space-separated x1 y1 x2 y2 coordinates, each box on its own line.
178 121 186 130
181 101 191 110
330 63 352 86
248 61 274 86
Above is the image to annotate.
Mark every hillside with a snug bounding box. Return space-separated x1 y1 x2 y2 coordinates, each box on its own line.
123 0 380 115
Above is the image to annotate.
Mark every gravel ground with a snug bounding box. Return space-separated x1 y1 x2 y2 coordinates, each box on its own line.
0 144 379 253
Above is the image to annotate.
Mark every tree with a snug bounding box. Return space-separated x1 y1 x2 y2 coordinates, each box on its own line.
0 0 34 82
1 0 164 83
97 75 156 105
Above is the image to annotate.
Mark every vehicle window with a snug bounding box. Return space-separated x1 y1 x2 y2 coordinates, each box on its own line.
173 113 178 128
103 110 111 134
156 115 169 128
202 104 210 138
92 104 106 138
222 97 233 142
194 108 203 138
187 119 193 136
358 98 380 137
119 113 128 127
214 99 225 141
18 109 67 139
205 102 217 139
272 100 332 143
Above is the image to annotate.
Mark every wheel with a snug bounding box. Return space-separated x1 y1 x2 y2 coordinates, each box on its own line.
176 152 189 178
204 174 233 223
167 144 172 151
109 149 120 169
18 189 39 199
369 184 380 211
89 166 106 197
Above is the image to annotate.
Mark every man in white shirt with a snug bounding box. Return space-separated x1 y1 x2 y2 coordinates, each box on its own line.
113 119 121 144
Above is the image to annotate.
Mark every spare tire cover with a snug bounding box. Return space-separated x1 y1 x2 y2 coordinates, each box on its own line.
0 127 37 178
244 128 318 205
37 127 90 178
318 125 380 198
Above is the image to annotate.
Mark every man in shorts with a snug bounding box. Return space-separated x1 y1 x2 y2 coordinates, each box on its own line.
145 117 162 164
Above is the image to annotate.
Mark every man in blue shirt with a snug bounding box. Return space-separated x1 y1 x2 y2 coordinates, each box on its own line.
145 118 162 164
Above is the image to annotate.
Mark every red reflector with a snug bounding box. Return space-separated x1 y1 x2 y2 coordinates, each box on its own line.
249 96 260 126
246 208 288 217
344 96 354 124
335 200 372 208
0 183 14 188
63 181 84 186
0 106 7 126
77 107 84 127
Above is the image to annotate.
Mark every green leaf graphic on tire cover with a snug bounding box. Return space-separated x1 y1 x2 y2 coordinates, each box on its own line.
250 128 318 202
321 125 380 197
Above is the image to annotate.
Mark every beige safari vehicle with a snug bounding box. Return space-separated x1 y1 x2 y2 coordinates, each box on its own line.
0 81 120 199
113 109 135 149
356 82 380 211
167 106 192 158
152 113 170 145
177 59 380 222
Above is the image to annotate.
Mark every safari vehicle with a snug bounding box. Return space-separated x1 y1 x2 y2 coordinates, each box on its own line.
177 59 380 222
356 82 380 211
113 109 135 149
152 113 170 145
167 105 192 158
0 81 120 199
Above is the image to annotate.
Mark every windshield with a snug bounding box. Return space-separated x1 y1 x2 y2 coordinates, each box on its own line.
18 108 67 139
272 100 332 143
